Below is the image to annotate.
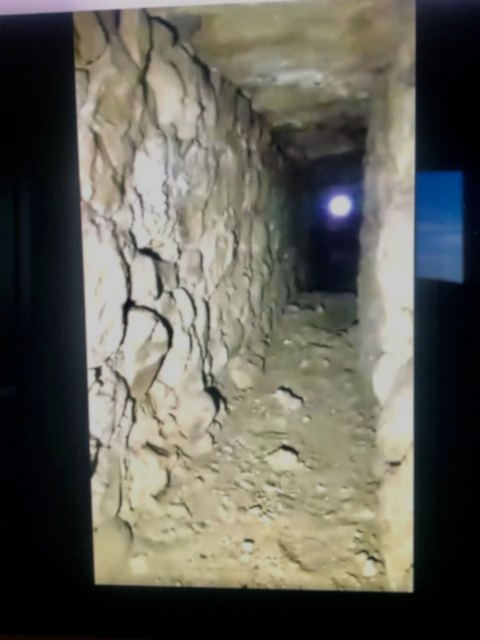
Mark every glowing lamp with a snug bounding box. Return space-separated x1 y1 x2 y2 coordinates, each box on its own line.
328 194 353 218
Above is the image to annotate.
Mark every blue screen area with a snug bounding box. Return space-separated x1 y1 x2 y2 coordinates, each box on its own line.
416 172 464 283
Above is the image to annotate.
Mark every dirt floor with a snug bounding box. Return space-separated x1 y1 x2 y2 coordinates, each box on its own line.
115 292 387 591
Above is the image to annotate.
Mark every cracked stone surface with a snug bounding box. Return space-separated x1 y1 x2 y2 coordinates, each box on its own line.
357 19 414 591
76 7 294 554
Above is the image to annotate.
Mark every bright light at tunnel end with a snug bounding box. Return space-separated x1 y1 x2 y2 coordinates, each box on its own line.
328 194 353 218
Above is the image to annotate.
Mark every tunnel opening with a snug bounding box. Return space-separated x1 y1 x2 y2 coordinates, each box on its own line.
285 148 366 295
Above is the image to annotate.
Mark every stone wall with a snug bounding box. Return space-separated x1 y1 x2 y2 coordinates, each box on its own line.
357 12 415 591
74 9 292 556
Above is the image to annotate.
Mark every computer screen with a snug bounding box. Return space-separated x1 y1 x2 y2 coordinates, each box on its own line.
9 0 480 634
71 0 415 593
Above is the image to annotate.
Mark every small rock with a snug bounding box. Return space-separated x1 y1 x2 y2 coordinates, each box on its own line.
300 359 310 369
345 573 361 587
265 446 299 473
316 304 325 314
283 339 293 346
260 513 274 523
248 505 263 516
167 503 191 520
363 558 378 578
263 482 281 494
219 505 232 519
169 463 192 488
302 415 311 424
187 433 215 458
354 508 375 521
228 357 262 391
285 304 300 314
192 476 205 490
316 482 327 494
273 387 304 411
238 479 255 490
242 539 255 554
322 358 330 368
129 554 148 576
174 390 217 440
127 449 169 510
356 552 379 578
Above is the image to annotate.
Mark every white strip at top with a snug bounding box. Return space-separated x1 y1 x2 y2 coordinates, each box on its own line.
0 0 297 18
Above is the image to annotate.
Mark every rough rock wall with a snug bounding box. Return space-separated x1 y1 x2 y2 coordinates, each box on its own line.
357 14 415 591
74 9 292 549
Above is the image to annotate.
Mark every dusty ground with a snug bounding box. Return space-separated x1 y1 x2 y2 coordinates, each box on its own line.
114 292 386 591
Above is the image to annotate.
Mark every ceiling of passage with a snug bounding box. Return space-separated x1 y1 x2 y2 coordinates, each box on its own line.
150 0 414 164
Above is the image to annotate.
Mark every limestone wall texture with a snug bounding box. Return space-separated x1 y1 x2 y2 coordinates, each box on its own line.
74 9 292 551
357 19 415 591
